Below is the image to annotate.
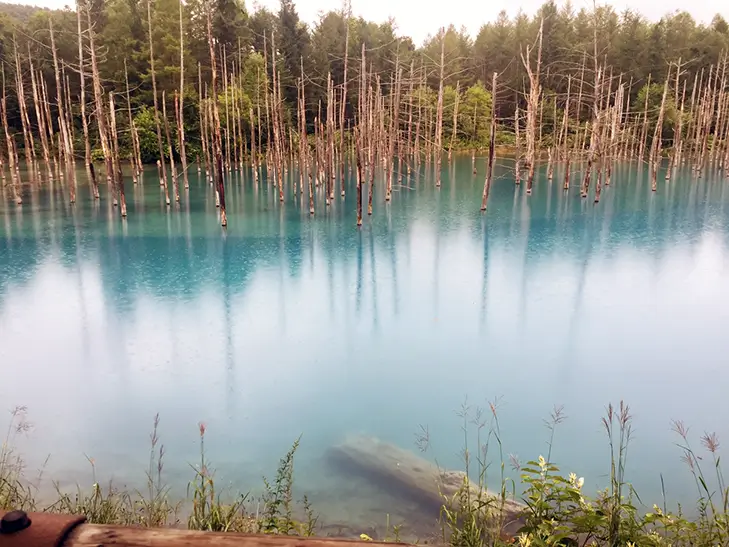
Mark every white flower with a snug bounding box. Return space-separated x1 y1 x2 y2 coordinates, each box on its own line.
577 477 584 489
569 472 577 484
538 455 546 469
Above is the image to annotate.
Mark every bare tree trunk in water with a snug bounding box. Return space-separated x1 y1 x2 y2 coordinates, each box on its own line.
147 0 169 200
109 92 127 216
77 0 91 170
434 35 445 187
39 76 59 179
651 70 671 192
1 82 22 204
514 105 521 185
63 71 79 202
356 126 363 226
124 59 140 183
481 72 497 211
178 0 189 189
205 0 227 225
28 52 52 182
638 73 651 163
162 93 179 201
339 21 349 196
86 3 116 202
13 39 34 174
520 19 543 195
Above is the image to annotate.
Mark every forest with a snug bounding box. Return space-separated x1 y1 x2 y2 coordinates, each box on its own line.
0 0 728 221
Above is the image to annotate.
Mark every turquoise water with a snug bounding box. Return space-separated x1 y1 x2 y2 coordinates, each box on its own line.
1 158 729 534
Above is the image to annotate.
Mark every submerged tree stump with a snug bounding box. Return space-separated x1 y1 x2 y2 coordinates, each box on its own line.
326 435 522 527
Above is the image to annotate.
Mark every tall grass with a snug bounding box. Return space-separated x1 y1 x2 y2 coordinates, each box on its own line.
186 421 252 532
2 403 728 546
1 409 314 535
49 459 136 525
437 400 729 547
0 406 34 511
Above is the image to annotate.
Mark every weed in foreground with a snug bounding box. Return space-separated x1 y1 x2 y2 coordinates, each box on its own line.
437 400 729 547
187 422 253 532
0 406 34 511
49 457 135 525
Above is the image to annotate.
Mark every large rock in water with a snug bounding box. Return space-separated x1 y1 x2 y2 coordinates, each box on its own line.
326 435 523 528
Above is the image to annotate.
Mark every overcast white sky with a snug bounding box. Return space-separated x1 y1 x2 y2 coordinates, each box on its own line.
28 0 725 46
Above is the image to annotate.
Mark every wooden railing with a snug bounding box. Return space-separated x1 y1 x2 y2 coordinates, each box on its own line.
0 511 410 547
68 525 407 547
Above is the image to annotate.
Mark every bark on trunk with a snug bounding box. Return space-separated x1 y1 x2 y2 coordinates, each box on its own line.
481 72 497 211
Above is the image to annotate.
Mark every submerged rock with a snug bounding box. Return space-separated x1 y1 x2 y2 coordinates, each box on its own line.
326 435 523 530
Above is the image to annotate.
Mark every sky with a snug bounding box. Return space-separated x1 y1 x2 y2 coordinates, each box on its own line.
23 0 724 46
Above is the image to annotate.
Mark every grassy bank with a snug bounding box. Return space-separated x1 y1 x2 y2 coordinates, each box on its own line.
2 403 727 546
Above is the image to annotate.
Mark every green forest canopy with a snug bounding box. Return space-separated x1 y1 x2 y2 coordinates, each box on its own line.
0 0 727 158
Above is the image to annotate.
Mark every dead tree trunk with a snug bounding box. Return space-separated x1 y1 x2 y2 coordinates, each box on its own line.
448 81 460 163
86 3 116 203
206 0 226 225
650 68 671 192
38 75 59 179
546 93 555 181
51 21 76 200
162 93 179 201
77 0 92 170
560 75 572 190
109 92 127 216
339 20 349 196
1 70 21 204
63 70 79 202
481 72 497 211
28 52 52 182
326 73 335 202
666 63 683 179
222 46 232 172
147 0 169 199
406 60 414 175
581 66 603 199
13 38 34 173
514 105 521 185
520 19 543 195
434 35 445 187
178 0 189 189
356 126 363 226
638 73 651 162
124 59 142 182
386 68 402 201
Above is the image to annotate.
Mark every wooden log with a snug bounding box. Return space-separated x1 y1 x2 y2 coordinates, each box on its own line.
326 435 522 522
67 525 412 547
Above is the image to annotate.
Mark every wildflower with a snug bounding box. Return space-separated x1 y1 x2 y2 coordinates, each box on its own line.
360 534 373 541
517 533 532 547
198 422 206 437
701 432 720 453
577 477 584 489
569 472 577 484
538 455 546 469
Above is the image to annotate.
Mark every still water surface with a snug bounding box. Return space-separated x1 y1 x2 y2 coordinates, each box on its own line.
1 159 729 533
